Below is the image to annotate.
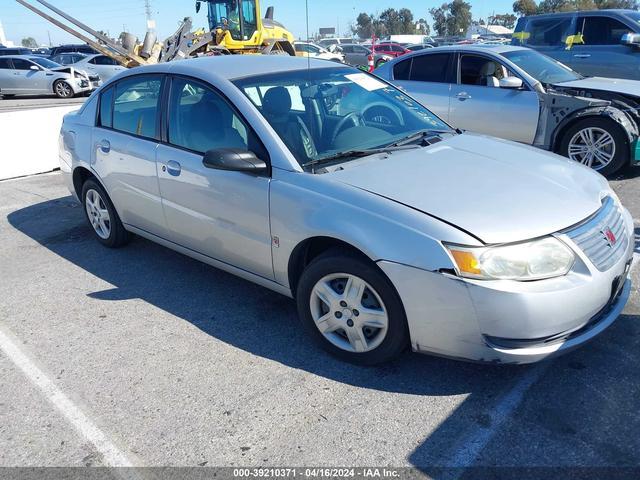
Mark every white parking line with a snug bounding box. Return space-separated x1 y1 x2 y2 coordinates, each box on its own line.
443 363 551 471
0 326 135 468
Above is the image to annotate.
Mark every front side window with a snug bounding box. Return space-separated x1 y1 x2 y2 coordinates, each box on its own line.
233 67 452 168
577 16 633 45
409 53 452 83
168 77 250 154
460 55 511 87
29 57 60 69
112 75 162 139
11 59 34 70
502 49 582 84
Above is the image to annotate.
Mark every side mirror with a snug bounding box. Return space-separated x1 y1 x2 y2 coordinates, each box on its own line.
30 65 40 71
203 148 268 175
499 76 523 89
621 32 640 46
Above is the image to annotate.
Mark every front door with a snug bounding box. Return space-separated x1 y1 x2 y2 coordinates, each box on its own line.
449 54 540 144
156 76 273 279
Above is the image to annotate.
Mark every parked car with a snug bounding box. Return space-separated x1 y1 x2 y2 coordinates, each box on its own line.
52 53 126 82
30 47 51 56
0 47 33 56
294 42 344 63
376 45 640 175
0 56 99 98
512 9 640 80
369 42 410 63
338 43 392 70
49 44 98 57
318 37 354 50
60 56 633 365
405 43 434 52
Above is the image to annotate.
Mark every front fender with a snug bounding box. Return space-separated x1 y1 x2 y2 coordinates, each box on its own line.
269 168 480 289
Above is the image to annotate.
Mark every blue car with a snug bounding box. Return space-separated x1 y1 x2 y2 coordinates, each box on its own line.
512 9 640 80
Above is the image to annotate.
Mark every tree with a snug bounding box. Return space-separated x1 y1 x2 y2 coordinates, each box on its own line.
429 0 472 37
21 37 38 48
398 8 415 34
595 0 639 7
380 8 403 35
354 13 374 39
416 18 431 36
488 13 518 28
513 0 539 15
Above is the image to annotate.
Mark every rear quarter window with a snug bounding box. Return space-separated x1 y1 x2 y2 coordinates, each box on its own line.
393 58 412 80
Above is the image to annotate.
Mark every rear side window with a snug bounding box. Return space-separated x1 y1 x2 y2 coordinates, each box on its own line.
0 58 11 69
112 75 162 139
393 58 412 80
523 17 572 46
98 86 114 128
409 53 451 83
93 56 118 65
578 16 633 45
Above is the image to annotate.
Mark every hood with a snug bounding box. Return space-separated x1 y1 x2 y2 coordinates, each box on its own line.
326 134 609 244
554 77 640 97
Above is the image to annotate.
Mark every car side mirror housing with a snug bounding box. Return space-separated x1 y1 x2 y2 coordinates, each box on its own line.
30 65 40 71
622 32 640 46
499 76 523 89
203 148 268 175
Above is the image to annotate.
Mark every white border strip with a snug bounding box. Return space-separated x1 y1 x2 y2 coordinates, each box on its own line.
0 328 134 467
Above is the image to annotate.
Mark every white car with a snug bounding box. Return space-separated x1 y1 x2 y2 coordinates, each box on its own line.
294 42 344 63
0 55 99 98
51 53 126 83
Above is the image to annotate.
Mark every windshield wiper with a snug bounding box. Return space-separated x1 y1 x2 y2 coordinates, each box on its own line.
387 129 452 148
302 145 419 169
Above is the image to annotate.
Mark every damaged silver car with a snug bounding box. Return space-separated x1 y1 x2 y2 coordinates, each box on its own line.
0 55 100 99
376 45 640 176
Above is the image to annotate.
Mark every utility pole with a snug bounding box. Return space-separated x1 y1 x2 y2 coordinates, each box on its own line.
47 30 52 46
144 0 155 32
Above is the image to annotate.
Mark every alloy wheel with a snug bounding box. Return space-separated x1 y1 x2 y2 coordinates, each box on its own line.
568 127 616 171
85 189 111 240
309 273 389 353
55 81 72 98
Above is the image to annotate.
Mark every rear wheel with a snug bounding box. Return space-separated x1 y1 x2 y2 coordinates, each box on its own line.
54 80 74 98
296 250 409 365
559 117 629 176
81 179 131 248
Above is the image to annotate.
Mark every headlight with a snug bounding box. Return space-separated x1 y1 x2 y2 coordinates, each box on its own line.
445 237 575 281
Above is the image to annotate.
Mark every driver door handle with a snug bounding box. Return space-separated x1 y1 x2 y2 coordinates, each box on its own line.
456 92 472 101
98 139 110 153
164 160 182 177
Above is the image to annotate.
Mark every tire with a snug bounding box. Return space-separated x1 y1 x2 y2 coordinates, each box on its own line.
296 249 409 365
81 179 131 248
559 117 629 177
53 80 74 98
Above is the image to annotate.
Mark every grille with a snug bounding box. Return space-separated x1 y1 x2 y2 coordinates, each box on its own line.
565 197 628 272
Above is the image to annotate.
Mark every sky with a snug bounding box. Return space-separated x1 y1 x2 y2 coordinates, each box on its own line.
1 0 516 47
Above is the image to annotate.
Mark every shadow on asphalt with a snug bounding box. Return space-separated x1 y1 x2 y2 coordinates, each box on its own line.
8 195 640 470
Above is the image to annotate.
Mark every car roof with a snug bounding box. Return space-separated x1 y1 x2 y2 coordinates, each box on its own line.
402 44 529 55
0 55 37 59
520 9 633 19
166 55 343 80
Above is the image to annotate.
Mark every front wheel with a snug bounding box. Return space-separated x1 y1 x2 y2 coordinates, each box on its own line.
296 250 409 365
54 80 74 98
559 117 629 176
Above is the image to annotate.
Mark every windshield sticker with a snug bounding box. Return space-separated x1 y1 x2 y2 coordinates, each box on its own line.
345 73 386 92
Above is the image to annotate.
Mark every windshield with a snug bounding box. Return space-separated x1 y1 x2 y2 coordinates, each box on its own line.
29 57 61 69
501 49 582 84
233 67 452 169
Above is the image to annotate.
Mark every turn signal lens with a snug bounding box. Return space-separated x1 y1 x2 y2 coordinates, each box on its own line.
450 250 481 276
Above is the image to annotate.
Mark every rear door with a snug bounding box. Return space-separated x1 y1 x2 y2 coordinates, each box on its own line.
155 75 273 279
449 53 539 144
91 74 168 236
569 15 638 79
0 58 15 93
88 55 126 81
391 52 454 122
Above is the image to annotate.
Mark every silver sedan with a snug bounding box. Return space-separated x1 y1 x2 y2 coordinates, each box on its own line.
0 55 98 98
376 45 640 176
59 56 634 365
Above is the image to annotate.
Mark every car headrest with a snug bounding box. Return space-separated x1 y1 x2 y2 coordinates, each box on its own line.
480 62 496 77
263 86 292 117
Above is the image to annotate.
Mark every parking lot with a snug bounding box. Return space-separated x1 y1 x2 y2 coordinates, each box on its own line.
1 165 639 475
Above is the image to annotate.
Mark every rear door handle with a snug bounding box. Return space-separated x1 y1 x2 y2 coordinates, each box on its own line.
573 54 591 58
164 160 182 177
456 92 471 101
98 139 110 153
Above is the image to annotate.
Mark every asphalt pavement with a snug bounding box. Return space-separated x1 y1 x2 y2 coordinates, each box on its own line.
0 169 639 477
0 95 87 112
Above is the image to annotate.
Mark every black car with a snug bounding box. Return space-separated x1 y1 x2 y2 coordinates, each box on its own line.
0 48 33 56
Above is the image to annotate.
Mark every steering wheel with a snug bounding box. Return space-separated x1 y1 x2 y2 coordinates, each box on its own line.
331 112 365 145
363 105 401 126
